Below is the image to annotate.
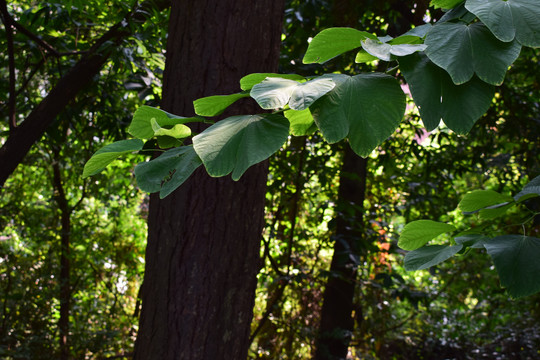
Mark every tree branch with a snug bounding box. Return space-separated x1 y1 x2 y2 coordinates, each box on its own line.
0 0 171 190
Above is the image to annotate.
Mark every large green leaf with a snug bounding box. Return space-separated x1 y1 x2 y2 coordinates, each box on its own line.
129 106 200 139
425 22 521 85
404 244 463 270
193 92 249 116
515 175 540 202
399 53 495 133
82 139 143 178
399 220 456 251
250 77 335 111
134 146 202 199
239 73 305 91
284 109 315 136
310 73 405 157
484 235 540 298
465 0 540 47
458 190 514 213
192 114 290 180
303 27 377 64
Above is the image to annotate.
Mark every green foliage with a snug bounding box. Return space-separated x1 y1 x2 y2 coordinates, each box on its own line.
134 145 202 198
399 176 540 298
82 139 144 178
303 27 377 64
399 220 457 251
193 114 290 180
399 53 495 133
310 73 406 157
465 0 540 47
425 22 521 85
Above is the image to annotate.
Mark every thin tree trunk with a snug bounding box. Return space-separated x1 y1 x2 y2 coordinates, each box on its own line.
52 153 71 360
133 1 284 359
315 147 367 360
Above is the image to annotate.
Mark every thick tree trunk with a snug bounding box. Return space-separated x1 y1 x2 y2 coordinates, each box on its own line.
315 147 367 360
133 1 284 359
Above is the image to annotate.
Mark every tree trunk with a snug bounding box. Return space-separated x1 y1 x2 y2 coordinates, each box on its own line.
52 152 71 360
133 1 284 359
314 147 367 360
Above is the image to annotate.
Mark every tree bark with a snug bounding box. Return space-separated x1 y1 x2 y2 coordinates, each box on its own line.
0 0 169 189
133 1 284 359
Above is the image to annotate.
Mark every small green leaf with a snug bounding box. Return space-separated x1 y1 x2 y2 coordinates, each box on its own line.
399 52 495 133
465 0 540 47
404 245 463 271
193 92 250 116
134 145 202 199
485 235 540 298
355 50 379 63
193 114 290 180
515 175 540 202
240 73 305 91
250 78 300 110
303 27 377 64
129 106 201 139
399 220 456 251
430 0 464 9
82 139 143 178
425 22 521 85
458 190 515 213
151 118 191 139
361 38 426 61
310 73 405 157
284 108 315 136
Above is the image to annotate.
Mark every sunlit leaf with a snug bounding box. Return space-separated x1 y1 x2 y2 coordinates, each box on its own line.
458 190 514 213
284 108 315 136
250 78 300 110
240 73 305 91
399 220 456 251
303 27 377 64
151 118 191 139
129 105 201 139
193 114 289 180
430 0 464 9
82 139 143 178
193 92 250 116
361 38 426 61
